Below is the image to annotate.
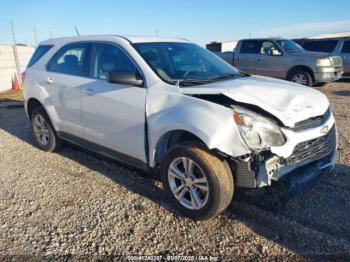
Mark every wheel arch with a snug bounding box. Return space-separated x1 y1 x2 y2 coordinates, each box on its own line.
26 98 57 132
27 97 43 120
153 129 208 167
286 65 315 83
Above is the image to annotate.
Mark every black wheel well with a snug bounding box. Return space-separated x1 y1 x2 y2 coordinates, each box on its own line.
27 98 42 120
287 65 315 82
155 130 206 165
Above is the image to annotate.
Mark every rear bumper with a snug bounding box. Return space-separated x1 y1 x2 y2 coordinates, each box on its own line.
314 66 343 83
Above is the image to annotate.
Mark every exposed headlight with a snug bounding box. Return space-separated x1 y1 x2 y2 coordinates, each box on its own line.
316 58 332 67
233 106 285 151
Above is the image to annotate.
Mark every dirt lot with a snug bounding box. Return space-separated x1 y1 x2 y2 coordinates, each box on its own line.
0 82 349 260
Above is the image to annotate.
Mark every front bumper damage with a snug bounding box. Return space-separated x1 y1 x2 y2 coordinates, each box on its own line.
233 116 337 200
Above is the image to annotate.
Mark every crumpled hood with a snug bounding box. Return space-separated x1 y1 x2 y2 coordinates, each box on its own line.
181 75 330 127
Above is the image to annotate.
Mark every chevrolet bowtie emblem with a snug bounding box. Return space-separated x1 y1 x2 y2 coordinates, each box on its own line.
321 125 329 134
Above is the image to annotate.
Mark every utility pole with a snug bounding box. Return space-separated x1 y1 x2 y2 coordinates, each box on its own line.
11 21 22 85
33 26 38 46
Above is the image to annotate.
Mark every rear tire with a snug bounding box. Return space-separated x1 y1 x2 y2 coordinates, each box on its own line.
31 106 62 152
161 143 234 220
287 70 313 86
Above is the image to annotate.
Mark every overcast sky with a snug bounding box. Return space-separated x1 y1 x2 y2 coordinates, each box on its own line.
1 0 350 46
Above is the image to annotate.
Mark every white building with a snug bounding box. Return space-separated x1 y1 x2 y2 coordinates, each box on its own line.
206 40 238 52
0 44 35 92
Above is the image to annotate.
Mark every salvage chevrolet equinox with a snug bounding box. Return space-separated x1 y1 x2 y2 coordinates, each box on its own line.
23 35 337 220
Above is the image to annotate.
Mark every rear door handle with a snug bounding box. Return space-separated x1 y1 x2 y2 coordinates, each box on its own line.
83 88 96 96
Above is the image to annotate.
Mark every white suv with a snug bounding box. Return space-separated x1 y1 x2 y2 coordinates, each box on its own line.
23 35 337 220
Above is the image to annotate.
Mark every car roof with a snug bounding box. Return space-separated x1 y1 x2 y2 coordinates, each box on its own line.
39 35 191 45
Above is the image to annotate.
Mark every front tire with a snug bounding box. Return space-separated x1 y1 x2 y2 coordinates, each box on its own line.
31 106 62 152
287 70 313 86
161 143 234 220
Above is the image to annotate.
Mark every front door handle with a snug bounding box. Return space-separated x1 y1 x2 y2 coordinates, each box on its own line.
83 88 96 96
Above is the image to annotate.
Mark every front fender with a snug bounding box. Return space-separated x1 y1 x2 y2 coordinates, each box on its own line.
146 83 250 167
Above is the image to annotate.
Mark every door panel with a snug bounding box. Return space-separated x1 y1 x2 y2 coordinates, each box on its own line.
81 43 147 162
234 53 258 74
41 42 91 136
81 81 146 161
254 55 286 78
234 40 261 74
39 72 90 136
254 41 286 78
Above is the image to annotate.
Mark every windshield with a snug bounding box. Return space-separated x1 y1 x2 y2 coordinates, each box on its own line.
276 39 304 53
133 42 242 86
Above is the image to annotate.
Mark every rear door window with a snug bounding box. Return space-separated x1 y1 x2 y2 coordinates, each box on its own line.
47 43 90 77
240 41 261 54
27 45 53 68
302 40 338 52
341 41 350 53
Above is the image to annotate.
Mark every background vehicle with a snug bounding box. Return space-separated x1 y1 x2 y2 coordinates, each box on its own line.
212 38 343 86
295 37 350 79
212 51 234 65
24 36 337 220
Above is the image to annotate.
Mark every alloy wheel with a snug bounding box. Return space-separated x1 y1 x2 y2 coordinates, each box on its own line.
33 114 50 146
168 157 209 210
292 73 308 85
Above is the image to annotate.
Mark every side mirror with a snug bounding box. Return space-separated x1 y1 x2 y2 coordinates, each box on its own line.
108 70 144 86
270 49 282 56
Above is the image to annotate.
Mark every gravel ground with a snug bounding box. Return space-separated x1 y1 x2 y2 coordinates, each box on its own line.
0 81 349 260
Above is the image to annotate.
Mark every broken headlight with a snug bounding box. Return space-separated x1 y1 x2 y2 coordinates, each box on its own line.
233 106 285 151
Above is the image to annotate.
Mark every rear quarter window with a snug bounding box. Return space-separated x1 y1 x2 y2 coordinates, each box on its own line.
240 41 261 54
27 45 53 68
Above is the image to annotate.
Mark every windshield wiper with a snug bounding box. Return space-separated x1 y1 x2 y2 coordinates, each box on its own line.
208 73 237 82
177 73 238 87
178 79 211 87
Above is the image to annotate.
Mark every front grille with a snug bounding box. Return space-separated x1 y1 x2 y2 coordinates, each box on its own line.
330 56 343 67
292 108 331 131
288 125 336 164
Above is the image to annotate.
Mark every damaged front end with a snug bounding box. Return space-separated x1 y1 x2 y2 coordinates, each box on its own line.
233 112 337 199
182 83 336 199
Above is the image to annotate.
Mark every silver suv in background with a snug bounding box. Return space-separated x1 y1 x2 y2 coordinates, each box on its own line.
296 37 350 78
215 38 343 86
